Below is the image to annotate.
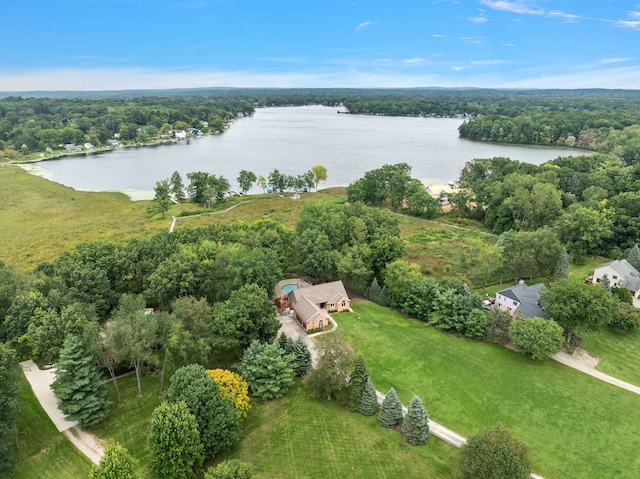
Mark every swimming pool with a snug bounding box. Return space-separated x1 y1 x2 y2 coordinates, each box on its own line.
282 283 298 294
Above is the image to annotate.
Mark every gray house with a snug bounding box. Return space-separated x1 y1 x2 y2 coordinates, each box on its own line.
494 282 547 318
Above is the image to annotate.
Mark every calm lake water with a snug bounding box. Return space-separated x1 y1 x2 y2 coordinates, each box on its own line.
31 105 580 199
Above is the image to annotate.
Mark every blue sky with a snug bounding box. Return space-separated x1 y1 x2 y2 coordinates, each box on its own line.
2 0 640 91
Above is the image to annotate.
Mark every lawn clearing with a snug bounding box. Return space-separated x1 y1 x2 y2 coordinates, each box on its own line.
214 380 458 479
90 374 164 478
14 375 91 479
580 328 640 385
336 299 640 479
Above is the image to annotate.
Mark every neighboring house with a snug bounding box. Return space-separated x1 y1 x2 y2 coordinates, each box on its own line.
494 281 547 318
174 129 187 139
425 184 456 206
64 144 82 152
287 280 351 331
593 259 640 298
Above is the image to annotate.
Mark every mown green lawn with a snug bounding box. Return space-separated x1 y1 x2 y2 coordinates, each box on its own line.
580 328 640 385
215 380 457 479
336 299 640 479
91 370 457 479
14 376 92 479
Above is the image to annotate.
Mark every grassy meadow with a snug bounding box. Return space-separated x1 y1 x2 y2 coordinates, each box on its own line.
335 300 640 479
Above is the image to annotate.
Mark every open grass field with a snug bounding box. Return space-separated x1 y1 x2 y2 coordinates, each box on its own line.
580 328 640 385
88 373 458 479
213 380 458 479
336 299 640 479
14 375 92 479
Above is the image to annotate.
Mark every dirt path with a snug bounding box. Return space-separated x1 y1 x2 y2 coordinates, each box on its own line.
20 360 105 465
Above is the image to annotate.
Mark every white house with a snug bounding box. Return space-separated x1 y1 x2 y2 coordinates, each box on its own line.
494 282 547 318
592 259 640 298
174 130 187 139
425 184 456 206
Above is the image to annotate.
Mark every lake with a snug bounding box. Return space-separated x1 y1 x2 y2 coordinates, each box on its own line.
30 105 580 199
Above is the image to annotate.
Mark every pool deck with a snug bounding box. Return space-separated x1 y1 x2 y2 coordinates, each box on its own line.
273 278 311 299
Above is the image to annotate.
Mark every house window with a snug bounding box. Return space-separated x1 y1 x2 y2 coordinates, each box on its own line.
319 320 324 328
330 303 335 308
613 275 618 279
341 301 346 307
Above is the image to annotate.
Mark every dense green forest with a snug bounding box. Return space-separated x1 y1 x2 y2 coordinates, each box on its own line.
2 88 640 159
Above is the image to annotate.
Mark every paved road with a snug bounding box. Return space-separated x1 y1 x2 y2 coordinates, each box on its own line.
552 352 640 395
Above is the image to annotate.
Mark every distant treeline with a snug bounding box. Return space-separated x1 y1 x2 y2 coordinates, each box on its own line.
2 88 640 158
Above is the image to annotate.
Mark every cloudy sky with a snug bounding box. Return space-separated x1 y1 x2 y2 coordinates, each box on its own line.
2 0 639 91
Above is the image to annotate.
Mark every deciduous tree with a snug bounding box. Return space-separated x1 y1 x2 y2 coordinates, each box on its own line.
89 442 139 479
310 165 327 191
148 401 203 479
509 317 564 360
457 424 531 479
153 179 171 216
164 364 241 458
206 369 251 420
237 170 257 195
307 337 354 401
0 344 20 476
205 460 252 479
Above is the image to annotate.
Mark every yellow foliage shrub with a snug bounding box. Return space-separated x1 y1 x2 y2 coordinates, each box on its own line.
206 369 251 419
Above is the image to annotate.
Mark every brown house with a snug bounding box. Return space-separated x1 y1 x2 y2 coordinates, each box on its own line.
288 280 351 331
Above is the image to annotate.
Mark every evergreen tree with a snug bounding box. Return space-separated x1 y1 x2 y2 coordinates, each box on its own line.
52 335 110 427
378 285 389 307
292 337 313 377
237 340 295 400
359 378 379 416
366 278 382 302
627 243 640 270
148 401 203 479
601 273 612 292
378 388 403 428
402 395 430 445
170 170 185 201
89 443 139 479
345 355 369 411
164 364 241 459
553 247 570 280
277 332 289 350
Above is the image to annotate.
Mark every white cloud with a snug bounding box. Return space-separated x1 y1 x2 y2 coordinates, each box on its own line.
460 37 485 45
471 59 509 66
469 16 489 23
480 1 544 16
599 57 634 64
451 66 471 71
403 58 426 66
432 34 446 38
355 21 374 31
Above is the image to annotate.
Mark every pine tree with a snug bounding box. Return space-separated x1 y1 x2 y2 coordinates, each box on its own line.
378 387 403 428
378 285 389 307
367 278 382 303
402 395 430 445
346 355 369 411
52 335 110 427
627 244 640 270
358 378 378 416
553 247 570 280
601 273 612 292
292 337 313 377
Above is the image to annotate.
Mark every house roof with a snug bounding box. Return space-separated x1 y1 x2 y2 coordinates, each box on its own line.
497 282 547 319
425 184 455 197
288 281 349 324
595 259 640 291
